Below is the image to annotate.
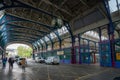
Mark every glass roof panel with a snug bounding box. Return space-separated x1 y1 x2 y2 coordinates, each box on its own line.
37 41 41 46
58 26 68 35
40 39 44 43
0 10 4 19
44 36 49 41
50 32 57 39
83 30 107 41
109 0 118 13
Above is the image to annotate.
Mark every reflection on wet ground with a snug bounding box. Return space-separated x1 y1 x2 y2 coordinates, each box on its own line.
0 59 120 80
0 60 35 80
0 63 27 80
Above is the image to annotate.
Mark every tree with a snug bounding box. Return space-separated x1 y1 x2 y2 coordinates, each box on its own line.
17 46 32 58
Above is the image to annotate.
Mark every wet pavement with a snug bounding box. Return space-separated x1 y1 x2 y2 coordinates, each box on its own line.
0 59 120 80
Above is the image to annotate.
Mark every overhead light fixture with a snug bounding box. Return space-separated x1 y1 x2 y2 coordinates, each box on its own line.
57 17 63 28
51 17 63 28
51 18 56 27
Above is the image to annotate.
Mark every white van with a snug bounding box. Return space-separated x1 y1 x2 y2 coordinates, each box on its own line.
45 56 60 65
35 57 45 63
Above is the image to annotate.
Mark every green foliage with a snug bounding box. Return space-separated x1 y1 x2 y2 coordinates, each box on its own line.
17 46 32 58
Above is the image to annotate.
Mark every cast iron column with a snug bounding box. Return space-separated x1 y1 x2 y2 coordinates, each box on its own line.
78 34 81 64
71 36 76 64
103 0 115 67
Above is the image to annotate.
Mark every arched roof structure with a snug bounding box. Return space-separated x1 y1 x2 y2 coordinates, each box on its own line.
0 0 119 51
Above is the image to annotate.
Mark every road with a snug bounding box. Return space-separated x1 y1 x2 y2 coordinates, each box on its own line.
0 59 120 80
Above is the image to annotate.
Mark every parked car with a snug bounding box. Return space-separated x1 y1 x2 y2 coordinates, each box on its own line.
35 57 45 63
14 55 20 62
45 56 60 65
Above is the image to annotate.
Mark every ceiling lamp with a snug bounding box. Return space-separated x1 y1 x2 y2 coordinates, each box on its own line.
51 18 56 27
51 17 63 28
57 17 63 28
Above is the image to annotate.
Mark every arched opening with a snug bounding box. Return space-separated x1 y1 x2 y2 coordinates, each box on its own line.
6 43 33 58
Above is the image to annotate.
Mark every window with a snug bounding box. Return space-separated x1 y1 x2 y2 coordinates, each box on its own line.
83 31 107 40
0 10 4 19
44 36 49 41
58 26 68 35
40 39 44 43
109 0 118 13
118 0 120 8
50 32 57 39
37 41 41 46
33 43 37 48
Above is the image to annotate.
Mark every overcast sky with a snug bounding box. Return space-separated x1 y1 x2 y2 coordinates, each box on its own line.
109 0 118 12
6 43 30 49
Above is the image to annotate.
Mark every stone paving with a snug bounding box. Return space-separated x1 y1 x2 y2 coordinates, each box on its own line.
0 59 120 80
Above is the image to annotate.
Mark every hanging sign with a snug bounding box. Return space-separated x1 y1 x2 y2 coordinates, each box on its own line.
57 50 64 55
116 53 120 60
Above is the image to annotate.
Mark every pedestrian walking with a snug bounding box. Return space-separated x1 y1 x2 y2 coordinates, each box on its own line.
8 57 14 69
21 58 27 72
2 56 7 69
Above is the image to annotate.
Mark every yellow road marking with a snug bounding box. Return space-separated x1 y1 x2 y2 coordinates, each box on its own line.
47 65 51 80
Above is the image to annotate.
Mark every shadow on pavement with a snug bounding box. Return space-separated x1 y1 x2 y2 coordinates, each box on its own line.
113 77 120 80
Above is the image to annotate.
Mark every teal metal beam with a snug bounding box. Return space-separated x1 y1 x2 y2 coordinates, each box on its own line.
0 0 71 50
37 40 43 52
0 0 65 20
34 42 39 52
46 35 54 50
5 24 49 35
1 36 35 43
54 31 62 49
42 38 48 51
1 33 38 41
1 29 43 37
0 14 62 47
6 39 33 44
5 34 38 40
0 13 55 30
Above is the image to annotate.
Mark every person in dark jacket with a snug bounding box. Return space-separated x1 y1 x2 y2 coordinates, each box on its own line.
2 56 7 69
8 57 14 69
